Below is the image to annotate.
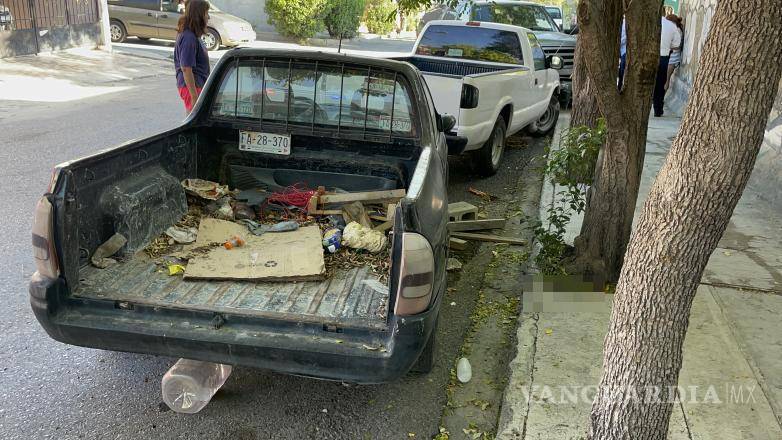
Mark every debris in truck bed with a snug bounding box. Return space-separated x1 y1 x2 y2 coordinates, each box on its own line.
181 178 229 201
342 222 388 253
341 201 372 228
184 218 325 281
91 233 128 268
240 219 299 236
165 226 198 244
324 246 391 285
232 202 255 220
446 258 463 271
319 188 406 206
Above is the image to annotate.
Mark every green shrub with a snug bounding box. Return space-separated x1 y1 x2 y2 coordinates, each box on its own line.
265 0 326 39
532 119 606 275
363 0 396 35
323 0 366 39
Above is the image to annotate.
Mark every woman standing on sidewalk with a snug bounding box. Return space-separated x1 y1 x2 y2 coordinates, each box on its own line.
174 0 210 114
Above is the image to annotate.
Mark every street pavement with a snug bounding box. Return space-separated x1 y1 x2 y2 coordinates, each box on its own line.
0 49 543 439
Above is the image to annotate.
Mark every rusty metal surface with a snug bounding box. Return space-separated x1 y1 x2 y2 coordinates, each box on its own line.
75 261 390 330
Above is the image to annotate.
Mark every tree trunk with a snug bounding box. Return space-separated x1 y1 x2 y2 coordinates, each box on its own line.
588 1 782 438
570 37 601 129
571 0 660 282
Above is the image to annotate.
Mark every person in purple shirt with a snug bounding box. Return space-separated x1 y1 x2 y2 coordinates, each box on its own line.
174 0 211 114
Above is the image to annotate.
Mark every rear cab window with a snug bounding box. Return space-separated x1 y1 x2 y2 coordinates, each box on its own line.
210 60 418 137
416 24 524 65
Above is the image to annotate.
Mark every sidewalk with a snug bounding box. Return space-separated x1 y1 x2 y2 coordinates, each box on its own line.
497 112 782 439
0 47 171 102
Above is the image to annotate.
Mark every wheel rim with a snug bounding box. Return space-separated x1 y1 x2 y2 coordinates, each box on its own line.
110 24 122 41
201 32 216 49
536 99 559 132
490 125 505 167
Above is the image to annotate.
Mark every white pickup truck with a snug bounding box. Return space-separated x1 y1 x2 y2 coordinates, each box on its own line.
398 20 562 175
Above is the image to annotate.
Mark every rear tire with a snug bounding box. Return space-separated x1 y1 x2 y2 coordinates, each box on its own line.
473 115 507 177
109 20 127 43
201 28 221 51
410 321 437 374
527 94 560 137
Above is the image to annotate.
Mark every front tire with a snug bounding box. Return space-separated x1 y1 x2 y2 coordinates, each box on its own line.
201 28 221 51
527 94 560 137
473 115 507 177
109 20 127 43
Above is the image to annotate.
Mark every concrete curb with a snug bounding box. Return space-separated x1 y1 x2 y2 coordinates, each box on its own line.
496 314 539 440
496 113 569 439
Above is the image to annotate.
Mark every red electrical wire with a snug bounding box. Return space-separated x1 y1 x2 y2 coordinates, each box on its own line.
265 183 316 210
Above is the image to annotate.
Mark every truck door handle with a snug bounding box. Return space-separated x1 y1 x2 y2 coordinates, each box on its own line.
534 78 539 85
147 12 155 16
160 13 168 18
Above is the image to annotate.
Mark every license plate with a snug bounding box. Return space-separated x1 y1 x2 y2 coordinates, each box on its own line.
239 131 291 155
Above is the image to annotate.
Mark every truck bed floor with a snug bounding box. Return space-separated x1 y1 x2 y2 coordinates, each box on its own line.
74 261 390 330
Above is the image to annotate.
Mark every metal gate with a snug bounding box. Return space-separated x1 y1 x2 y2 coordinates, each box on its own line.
0 0 102 57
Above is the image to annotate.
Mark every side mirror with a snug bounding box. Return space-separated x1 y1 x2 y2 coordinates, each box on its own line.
440 114 457 133
549 56 563 70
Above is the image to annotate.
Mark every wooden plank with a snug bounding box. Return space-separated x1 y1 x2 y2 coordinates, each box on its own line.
185 219 325 281
320 189 406 205
448 219 506 232
449 237 468 250
451 232 527 245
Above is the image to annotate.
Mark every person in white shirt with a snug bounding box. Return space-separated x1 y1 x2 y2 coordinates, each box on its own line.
654 13 681 117
665 15 684 91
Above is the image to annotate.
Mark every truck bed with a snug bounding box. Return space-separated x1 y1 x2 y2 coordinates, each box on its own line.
399 56 520 77
75 260 390 330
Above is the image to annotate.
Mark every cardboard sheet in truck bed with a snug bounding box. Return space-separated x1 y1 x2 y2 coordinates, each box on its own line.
184 218 325 281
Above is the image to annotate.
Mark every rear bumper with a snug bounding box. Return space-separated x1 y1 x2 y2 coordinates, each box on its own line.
223 30 256 47
30 273 439 384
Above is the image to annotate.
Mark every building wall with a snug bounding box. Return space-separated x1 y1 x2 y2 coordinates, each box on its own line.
668 0 782 212
209 0 274 33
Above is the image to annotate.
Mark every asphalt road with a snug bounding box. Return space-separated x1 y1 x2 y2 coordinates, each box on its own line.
0 59 543 440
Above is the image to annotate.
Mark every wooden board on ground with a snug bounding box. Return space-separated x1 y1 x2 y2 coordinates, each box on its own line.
449 237 468 250
185 218 325 281
448 219 506 232
451 232 526 245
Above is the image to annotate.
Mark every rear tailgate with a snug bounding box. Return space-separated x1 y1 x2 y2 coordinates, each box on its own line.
421 72 463 123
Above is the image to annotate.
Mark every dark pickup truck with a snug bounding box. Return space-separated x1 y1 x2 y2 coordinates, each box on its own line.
30 49 456 384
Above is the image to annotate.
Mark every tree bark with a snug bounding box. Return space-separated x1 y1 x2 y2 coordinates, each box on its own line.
570 37 601 129
588 0 782 438
571 0 660 282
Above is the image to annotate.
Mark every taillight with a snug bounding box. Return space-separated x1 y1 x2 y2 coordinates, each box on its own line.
32 196 59 279
461 84 479 109
394 233 434 316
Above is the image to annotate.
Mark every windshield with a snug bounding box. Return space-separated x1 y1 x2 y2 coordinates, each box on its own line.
544 7 561 19
416 24 524 65
472 4 557 32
